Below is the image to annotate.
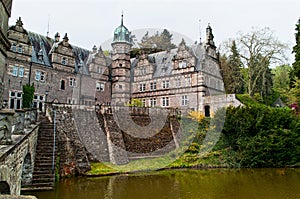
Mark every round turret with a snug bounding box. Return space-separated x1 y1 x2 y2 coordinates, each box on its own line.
112 14 133 45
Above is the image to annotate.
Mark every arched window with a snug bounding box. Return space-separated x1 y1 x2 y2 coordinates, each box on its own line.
204 105 210 117
60 80 65 90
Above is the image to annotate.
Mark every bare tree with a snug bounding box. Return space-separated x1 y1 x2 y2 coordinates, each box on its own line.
236 27 289 97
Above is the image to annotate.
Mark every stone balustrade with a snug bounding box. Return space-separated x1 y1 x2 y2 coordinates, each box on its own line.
0 109 38 145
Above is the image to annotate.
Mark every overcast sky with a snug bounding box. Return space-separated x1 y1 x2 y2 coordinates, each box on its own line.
9 0 300 64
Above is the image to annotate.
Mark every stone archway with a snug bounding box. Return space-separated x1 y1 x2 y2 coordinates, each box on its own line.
21 153 33 187
0 181 10 194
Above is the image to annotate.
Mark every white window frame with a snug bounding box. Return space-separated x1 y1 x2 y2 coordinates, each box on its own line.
179 61 187 68
162 97 169 107
69 78 77 87
181 95 189 106
139 83 146 92
35 71 45 82
33 93 45 112
150 98 157 107
9 90 23 109
96 82 105 92
19 67 24 77
97 66 102 74
150 82 157 91
162 80 170 89
175 78 181 87
12 66 18 77
185 77 191 86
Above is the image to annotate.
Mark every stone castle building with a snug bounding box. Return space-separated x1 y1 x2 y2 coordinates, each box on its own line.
0 0 13 109
2 14 240 115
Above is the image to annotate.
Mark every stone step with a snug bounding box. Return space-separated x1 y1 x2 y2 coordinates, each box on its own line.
32 176 55 184
30 182 54 187
33 170 54 175
22 186 54 192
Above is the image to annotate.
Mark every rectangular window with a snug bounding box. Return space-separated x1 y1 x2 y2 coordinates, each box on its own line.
18 45 23 53
96 82 105 91
69 78 77 87
150 98 157 107
33 93 46 112
139 83 146 92
150 82 157 91
40 72 45 81
97 67 102 74
175 78 181 87
185 77 191 86
9 90 22 110
35 71 45 81
162 97 169 107
162 80 170 89
19 67 24 77
142 99 146 107
12 66 18 76
35 71 41 81
181 95 189 106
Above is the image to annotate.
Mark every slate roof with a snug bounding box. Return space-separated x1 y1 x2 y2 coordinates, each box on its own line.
131 43 207 78
27 31 92 74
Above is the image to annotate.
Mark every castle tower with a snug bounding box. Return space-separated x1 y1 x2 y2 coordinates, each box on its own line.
111 14 133 106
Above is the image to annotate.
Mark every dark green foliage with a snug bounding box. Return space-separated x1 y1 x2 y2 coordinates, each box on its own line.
221 105 300 167
291 18 300 80
22 84 35 108
220 41 244 94
138 29 176 51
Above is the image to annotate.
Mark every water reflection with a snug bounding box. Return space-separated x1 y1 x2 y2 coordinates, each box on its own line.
27 169 300 199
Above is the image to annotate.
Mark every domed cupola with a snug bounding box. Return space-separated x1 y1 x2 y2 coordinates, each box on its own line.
112 13 133 45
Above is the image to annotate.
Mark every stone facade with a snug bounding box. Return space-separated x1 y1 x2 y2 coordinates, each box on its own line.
1 15 240 116
0 0 13 109
51 105 91 177
0 122 39 195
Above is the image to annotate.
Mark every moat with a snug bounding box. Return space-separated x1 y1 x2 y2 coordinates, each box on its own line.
26 168 300 199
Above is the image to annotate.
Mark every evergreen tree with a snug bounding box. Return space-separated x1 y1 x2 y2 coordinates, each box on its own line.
220 41 244 94
292 18 300 80
22 84 35 108
228 41 244 93
138 29 176 51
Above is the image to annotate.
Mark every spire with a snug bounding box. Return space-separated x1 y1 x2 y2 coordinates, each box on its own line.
206 23 215 47
16 17 23 27
121 11 124 26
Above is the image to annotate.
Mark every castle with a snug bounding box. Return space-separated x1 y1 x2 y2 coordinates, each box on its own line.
2 12 240 115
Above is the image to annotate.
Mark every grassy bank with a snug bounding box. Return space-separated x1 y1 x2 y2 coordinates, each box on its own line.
86 95 300 175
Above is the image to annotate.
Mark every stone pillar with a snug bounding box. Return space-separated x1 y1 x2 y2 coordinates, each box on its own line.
0 109 15 145
14 110 26 135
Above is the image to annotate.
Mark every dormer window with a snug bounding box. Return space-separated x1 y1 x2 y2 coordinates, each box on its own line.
97 66 102 74
179 61 187 68
11 44 16 52
17 45 23 53
62 57 68 65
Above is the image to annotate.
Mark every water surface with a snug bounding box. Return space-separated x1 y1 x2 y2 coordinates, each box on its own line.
27 168 300 199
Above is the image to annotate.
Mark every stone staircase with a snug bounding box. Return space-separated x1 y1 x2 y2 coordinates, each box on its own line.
22 115 57 192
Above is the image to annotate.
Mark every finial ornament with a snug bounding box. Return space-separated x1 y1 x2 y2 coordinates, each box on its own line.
121 10 124 26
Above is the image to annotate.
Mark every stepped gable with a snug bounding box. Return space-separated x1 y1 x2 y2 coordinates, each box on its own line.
26 31 92 74
130 40 219 78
